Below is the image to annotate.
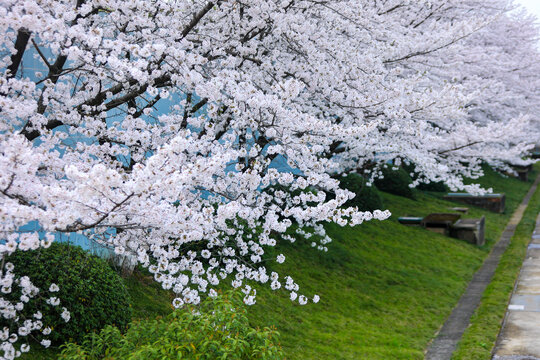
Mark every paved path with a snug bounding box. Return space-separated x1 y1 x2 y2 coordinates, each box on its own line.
425 174 540 360
493 212 540 360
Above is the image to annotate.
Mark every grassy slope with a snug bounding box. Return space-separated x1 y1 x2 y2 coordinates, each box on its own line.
453 174 540 359
122 270 175 320
246 166 536 359
25 166 537 359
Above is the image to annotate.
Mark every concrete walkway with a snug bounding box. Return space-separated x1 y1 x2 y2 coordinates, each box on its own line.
493 213 540 360
425 174 540 360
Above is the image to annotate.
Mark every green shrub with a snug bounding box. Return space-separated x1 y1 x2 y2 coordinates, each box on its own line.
417 180 448 192
4 242 132 344
339 173 384 211
374 166 415 199
59 291 284 360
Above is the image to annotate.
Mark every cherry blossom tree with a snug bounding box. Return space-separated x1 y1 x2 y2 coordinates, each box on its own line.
1 0 540 357
330 0 540 187
403 0 540 175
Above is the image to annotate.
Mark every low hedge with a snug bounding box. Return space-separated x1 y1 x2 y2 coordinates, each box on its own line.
374 167 415 199
59 291 283 360
4 242 132 344
339 173 384 211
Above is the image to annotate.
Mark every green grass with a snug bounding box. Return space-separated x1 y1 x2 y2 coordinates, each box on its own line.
21 165 539 359
245 166 537 359
452 175 540 359
122 268 175 320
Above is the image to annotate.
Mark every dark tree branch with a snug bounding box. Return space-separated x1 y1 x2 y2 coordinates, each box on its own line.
133 95 161 118
182 97 208 128
378 4 404 16
7 29 31 79
438 141 482 155
181 1 222 39
19 0 87 140
31 39 51 69
59 193 135 232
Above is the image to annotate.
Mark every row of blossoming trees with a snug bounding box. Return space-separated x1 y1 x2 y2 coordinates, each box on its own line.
1 0 540 356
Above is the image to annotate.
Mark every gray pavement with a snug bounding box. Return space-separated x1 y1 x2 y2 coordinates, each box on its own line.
493 213 540 360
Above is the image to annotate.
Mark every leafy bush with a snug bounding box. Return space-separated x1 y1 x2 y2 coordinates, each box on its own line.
339 173 384 211
374 167 415 199
417 180 448 192
59 291 284 360
4 242 132 344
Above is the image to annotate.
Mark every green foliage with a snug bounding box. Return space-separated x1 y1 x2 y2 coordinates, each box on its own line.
338 173 384 211
5 243 132 344
59 291 283 360
373 166 415 198
417 180 448 192
122 269 175 320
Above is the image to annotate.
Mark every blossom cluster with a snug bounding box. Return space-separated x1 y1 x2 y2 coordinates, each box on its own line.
0 261 69 359
0 229 69 358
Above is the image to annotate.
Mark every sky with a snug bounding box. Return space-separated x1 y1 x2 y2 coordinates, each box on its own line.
515 0 540 21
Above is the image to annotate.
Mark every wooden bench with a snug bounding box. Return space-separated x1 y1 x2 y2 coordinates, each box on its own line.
397 217 423 226
421 213 462 235
444 193 505 213
512 164 533 182
449 207 469 214
450 216 485 246
398 213 486 246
